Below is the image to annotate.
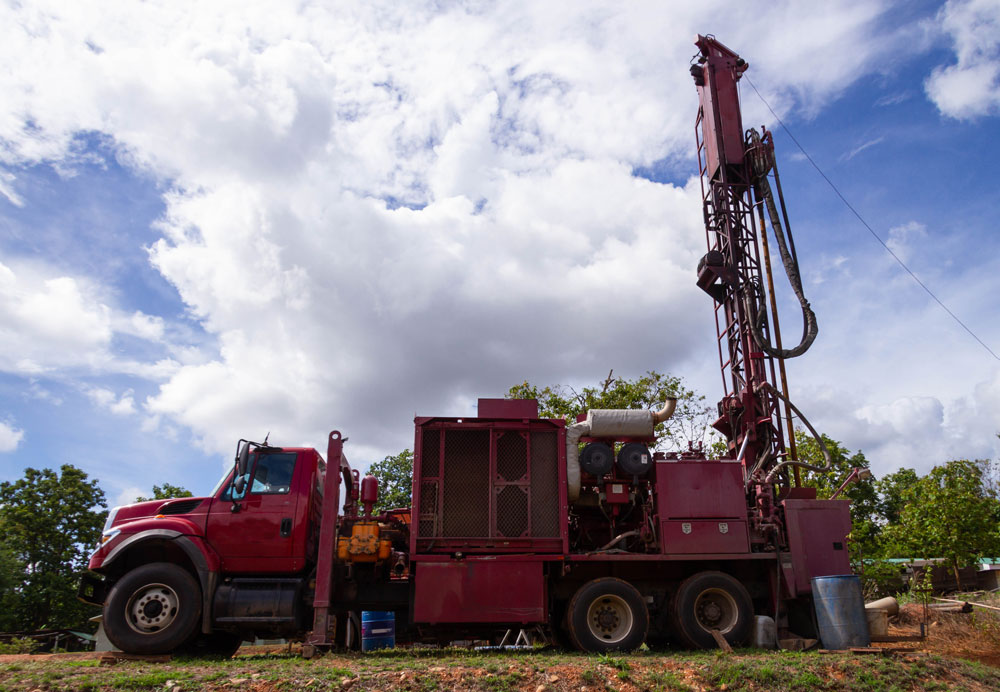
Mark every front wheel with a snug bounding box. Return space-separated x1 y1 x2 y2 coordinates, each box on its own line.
103 563 202 655
566 577 648 652
672 571 752 649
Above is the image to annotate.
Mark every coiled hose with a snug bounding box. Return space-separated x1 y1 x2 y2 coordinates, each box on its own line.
745 128 818 359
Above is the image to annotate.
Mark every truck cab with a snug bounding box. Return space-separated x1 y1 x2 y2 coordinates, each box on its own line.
81 444 329 655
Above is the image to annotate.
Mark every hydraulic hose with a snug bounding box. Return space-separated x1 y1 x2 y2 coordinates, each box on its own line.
760 383 832 483
746 128 818 359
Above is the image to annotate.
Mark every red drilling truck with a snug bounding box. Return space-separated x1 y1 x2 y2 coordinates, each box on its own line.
79 35 852 655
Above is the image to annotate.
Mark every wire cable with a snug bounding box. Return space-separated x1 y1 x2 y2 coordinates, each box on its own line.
744 75 1000 362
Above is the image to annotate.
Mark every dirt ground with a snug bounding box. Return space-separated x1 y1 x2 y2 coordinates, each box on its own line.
2 603 999 691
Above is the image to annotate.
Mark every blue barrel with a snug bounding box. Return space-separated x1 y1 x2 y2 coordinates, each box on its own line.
811 575 870 649
361 611 395 651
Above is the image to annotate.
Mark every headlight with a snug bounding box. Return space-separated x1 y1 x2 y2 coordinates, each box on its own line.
100 528 121 546
102 506 120 534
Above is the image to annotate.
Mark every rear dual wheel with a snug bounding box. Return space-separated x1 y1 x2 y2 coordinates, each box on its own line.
672 571 753 649
566 578 648 652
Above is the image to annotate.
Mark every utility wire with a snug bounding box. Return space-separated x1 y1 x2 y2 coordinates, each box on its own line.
744 75 1000 363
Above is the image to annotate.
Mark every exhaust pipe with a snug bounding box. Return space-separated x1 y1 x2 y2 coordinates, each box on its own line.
566 398 678 503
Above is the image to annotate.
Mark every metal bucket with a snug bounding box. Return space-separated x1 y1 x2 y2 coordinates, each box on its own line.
811 575 870 650
361 611 395 651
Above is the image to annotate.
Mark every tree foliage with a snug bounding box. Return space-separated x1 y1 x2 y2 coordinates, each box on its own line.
881 459 1000 587
0 465 107 630
135 483 193 503
368 449 414 514
507 369 718 451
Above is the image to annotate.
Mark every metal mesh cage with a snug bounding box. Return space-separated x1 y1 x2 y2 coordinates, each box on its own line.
496 432 528 482
418 481 438 537
496 485 529 537
415 422 562 550
441 429 490 537
421 429 440 478
530 431 560 537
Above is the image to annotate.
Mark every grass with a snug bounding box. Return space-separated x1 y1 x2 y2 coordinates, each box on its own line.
0 647 998 691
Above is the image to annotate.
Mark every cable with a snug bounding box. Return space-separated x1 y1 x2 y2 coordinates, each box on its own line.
744 75 1000 363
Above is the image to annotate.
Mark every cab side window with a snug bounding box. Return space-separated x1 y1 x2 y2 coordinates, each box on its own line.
249 453 296 495
221 452 297 500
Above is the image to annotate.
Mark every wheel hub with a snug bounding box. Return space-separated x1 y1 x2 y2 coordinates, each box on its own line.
585 594 634 644
126 584 180 634
694 588 738 634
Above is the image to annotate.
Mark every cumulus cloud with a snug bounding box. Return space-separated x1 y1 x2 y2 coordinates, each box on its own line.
0 420 25 452
86 387 137 416
925 0 1000 119
0 0 960 466
0 260 179 378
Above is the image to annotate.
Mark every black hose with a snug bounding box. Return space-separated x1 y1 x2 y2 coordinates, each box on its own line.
745 128 818 359
760 383 832 483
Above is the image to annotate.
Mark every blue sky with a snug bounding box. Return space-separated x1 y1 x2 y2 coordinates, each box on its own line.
1 1 999 507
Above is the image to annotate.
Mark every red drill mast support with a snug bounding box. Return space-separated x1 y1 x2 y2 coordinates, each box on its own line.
691 35 789 530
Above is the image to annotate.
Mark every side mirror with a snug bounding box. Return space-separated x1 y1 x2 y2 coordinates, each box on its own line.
236 441 250 478
233 474 246 495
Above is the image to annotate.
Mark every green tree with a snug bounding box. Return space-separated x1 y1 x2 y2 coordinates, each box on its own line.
507 369 717 451
135 483 193 503
875 467 920 526
0 538 22 631
0 465 107 630
368 449 414 514
882 459 1000 589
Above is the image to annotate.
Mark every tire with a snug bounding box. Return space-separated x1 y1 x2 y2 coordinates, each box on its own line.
672 571 752 649
103 562 202 655
566 578 648 653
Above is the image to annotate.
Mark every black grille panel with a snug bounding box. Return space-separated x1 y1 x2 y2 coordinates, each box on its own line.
421 429 440 478
441 429 490 537
496 485 529 537
416 422 561 550
530 431 560 537
497 432 527 482
158 499 203 515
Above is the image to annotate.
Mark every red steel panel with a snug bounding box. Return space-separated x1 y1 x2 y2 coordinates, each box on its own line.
661 520 748 554
477 398 539 419
413 560 546 624
656 461 745 519
783 499 852 594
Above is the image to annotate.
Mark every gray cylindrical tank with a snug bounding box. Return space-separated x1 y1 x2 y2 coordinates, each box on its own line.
811 575 870 650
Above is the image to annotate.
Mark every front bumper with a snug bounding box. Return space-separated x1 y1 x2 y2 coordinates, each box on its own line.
77 572 109 607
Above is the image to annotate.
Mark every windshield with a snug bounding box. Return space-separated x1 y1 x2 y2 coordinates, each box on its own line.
209 467 233 498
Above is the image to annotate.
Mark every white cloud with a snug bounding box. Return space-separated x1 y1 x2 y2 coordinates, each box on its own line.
114 486 145 508
886 221 928 263
0 260 183 378
86 387 137 416
0 171 23 207
0 420 25 452
0 0 973 471
925 0 1000 119
840 136 885 162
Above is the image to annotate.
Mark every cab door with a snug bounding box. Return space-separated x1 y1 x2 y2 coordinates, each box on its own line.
206 451 302 573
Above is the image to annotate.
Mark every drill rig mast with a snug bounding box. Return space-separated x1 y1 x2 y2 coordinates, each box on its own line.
690 35 826 546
